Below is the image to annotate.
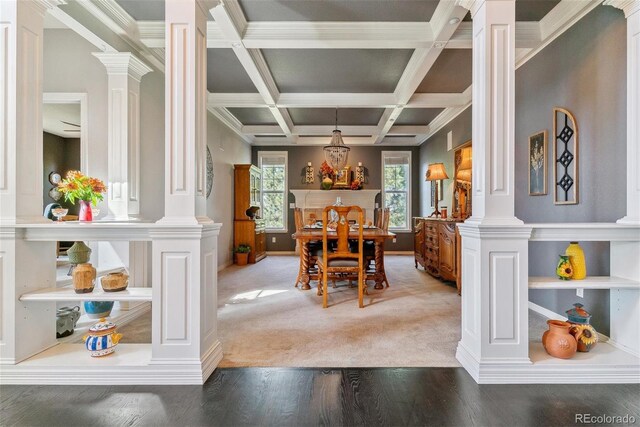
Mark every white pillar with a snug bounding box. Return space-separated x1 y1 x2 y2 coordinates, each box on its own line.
93 52 152 221
0 0 61 364
605 1 640 224
455 0 532 383
150 0 222 383
159 0 211 225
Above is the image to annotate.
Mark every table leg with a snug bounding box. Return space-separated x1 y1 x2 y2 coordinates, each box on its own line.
374 241 384 290
300 241 311 290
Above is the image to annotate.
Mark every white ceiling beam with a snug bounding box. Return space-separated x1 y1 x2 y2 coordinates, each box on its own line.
252 136 420 146
208 92 468 109
241 125 429 136
416 86 472 143
518 0 602 67
207 106 253 144
374 0 468 143
140 20 541 51
210 0 293 136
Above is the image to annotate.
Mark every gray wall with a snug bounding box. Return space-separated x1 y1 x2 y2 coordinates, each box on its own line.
515 6 627 335
42 132 80 214
251 145 421 251
418 106 472 217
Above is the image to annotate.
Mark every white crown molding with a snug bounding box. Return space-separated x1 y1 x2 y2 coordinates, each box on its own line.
207 106 253 144
92 52 153 81
417 86 472 144
32 0 66 15
75 0 137 39
603 0 640 17
242 125 429 137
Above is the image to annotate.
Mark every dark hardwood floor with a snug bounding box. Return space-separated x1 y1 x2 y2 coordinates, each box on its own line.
1 368 638 426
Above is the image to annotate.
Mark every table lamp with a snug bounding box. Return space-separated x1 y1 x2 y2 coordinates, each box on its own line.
426 163 449 217
455 147 472 218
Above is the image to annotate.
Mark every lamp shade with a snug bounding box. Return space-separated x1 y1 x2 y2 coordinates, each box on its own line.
458 146 472 171
426 163 449 181
456 168 472 183
323 129 350 170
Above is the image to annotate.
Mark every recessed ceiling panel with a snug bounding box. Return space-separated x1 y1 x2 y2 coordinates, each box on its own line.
115 0 165 20
395 108 443 126
289 108 384 126
516 0 561 21
207 49 258 93
416 50 472 93
238 0 439 22
263 49 413 93
228 108 278 125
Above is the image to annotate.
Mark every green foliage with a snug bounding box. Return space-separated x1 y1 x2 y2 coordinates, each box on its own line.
384 164 409 229
261 164 286 229
235 244 251 253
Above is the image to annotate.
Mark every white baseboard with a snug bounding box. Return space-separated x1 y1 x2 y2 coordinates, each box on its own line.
218 259 233 271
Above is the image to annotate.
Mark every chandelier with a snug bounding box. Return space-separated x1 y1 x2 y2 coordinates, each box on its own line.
323 109 350 170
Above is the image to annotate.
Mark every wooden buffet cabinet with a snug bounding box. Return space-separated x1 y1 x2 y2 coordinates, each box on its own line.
414 217 462 294
234 164 266 264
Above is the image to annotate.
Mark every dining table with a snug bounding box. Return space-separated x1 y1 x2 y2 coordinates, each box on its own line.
292 225 395 291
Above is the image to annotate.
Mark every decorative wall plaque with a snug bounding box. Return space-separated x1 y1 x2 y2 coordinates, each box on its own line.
553 108 578 205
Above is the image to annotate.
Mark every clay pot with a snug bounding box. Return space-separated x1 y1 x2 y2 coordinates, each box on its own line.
67 241 91 265
570 324 599 352
542 320 577 359
72 263 96 294
101 272 129 292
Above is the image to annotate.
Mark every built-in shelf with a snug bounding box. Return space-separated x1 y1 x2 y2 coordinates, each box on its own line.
20 286 152 302
529 341 640 367
529 276 640 290
528 222 640 242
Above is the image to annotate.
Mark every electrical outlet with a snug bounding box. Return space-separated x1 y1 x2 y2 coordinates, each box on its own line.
392 238 397 243
576 288 584 298
271 237 276 243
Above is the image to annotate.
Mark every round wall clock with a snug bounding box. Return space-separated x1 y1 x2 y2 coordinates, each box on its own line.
48 187 62 201
206 146 214 199
49 172 62 185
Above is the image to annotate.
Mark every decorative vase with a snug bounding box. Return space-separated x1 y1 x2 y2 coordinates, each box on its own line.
321 177 333 190
542 319 577 359
72 263 96 293
56 306 80 338
83 318 123 357
79 200 93 222
101 272 129 292
67 241 91 264
565 242 586 280
84 300 115 319
556 255 573 280
566 303 598 352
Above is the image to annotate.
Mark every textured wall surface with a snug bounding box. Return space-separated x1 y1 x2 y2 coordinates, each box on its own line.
516 6 627 335
251 145 420 251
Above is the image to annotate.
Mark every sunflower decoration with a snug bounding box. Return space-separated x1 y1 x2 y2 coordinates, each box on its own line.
570 324 598 352
556 255 573 280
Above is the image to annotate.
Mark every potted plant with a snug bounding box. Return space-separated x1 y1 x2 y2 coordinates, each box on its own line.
57 171 106 221
234 244 251 266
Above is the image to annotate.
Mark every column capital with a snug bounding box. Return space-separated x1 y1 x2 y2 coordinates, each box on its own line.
92 52 153 82
603 0 640 18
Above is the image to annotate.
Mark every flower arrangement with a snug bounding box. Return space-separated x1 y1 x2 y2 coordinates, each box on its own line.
350 179 362 190
57 171 106 206
319 161 336 179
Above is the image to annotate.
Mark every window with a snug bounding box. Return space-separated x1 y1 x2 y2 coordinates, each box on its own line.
382 151 411 231
258 151 288 232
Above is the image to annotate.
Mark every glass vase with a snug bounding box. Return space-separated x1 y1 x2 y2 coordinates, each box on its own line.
79 200 93 222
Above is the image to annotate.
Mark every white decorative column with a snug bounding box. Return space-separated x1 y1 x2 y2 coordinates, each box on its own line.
605 1 640 224
150 0 222 383
455 0 532 383
0 0 61 364
93 52 152 221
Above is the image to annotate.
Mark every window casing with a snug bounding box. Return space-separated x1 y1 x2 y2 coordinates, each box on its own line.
382 151 411 231
258 151 288 232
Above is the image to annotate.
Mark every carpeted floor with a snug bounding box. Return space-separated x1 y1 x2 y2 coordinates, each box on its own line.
115 255 549 367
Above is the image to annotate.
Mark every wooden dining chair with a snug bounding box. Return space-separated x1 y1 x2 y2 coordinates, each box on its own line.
294 207 321 288
316 205 367 308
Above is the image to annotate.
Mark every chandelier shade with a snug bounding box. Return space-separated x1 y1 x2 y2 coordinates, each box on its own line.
324 109 350 170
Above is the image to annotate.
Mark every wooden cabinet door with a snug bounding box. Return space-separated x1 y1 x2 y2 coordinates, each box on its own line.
414 219 424 268
438 224 456 281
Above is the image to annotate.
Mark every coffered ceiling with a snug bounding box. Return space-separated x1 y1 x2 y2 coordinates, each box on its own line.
103 0 599 145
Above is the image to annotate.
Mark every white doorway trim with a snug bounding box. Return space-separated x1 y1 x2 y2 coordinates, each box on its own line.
43 92 88 174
